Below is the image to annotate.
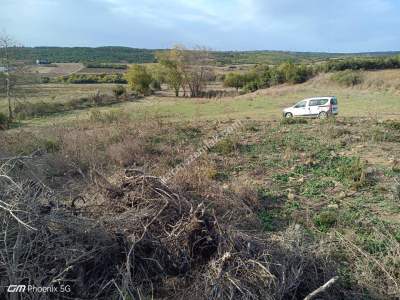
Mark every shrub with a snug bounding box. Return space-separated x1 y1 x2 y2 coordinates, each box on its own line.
0 112 8 129
42 138 60 153
212 138 238 155
331 70 364 86
125 65 153 95
336 157 366 188
112 85 127 99
280 117 308 125
280 62 313 84
243 80 259 93
382 120 400 130
223 73 245 91
41 76 50 83
150 79 161 91
314 210 337 231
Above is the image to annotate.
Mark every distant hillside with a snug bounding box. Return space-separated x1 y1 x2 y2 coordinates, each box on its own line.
6 46 400 65
213 50 400 65
8 47 157 64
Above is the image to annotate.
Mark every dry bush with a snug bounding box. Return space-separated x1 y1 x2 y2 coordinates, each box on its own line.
335 230 400 298
0 162 346 299
0 162 125 299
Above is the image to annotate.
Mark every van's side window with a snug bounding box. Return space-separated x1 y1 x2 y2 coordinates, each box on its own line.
295 101 307 108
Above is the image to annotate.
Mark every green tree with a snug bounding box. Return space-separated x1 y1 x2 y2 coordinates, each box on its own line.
223 73 244 91
156 48 184 97
125 65 153 95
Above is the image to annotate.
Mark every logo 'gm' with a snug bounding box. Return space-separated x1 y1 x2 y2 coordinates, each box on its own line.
7 285 26 293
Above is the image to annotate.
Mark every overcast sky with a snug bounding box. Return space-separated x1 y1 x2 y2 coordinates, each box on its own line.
1 0 399 52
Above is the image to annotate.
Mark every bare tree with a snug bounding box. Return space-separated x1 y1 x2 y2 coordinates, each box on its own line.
0 33 39 122
0 33 15 120
156 45 214 98
180 46 214 98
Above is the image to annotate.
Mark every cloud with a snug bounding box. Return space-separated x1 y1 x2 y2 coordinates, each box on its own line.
0 0 399 51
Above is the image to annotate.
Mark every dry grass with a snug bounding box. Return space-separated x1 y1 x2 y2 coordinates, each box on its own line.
0 116 399 299
0 161 343 299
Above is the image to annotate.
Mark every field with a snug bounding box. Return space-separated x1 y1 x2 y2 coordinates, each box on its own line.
0 67 400 299
1 69 399 128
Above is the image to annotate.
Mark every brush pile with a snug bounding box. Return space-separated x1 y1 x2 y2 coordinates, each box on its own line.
0 165 339 299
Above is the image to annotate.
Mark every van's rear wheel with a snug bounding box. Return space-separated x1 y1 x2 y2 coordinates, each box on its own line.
285 112 293 118
319 111 328 119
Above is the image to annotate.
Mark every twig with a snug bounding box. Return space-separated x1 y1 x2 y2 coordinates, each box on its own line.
0 149 41 161
336 231 399 291
0 204 37 231
0 174 22 190
304 276 339 300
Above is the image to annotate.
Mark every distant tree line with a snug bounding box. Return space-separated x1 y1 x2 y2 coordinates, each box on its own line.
7 46 400 66
319 56 400 72
7 47 156 64
223 62 314 93
50 73 127 84
84 63 128 69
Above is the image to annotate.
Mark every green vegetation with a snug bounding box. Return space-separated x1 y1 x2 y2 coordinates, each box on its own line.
331 70 364 86
157 49 184 96
224 62 314 93
125 65 153 95
7 46 400 66
213 50 400 65
52 73 127 84
323 56 400 72
7 46 156 63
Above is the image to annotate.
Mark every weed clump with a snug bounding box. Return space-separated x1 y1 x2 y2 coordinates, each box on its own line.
280 117 308 125
212 138 238 155
314 210 337 231
382 120 400 130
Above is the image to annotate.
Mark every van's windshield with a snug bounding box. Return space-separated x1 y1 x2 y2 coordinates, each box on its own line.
331 97 338 105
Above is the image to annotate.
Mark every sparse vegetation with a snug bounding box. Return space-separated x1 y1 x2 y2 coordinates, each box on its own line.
1 117 399 299
14 93 129 118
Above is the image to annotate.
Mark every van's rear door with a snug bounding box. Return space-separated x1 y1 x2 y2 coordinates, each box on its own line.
330 97 338 114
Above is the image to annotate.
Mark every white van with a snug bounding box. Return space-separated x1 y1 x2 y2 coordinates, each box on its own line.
283 97 339 118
